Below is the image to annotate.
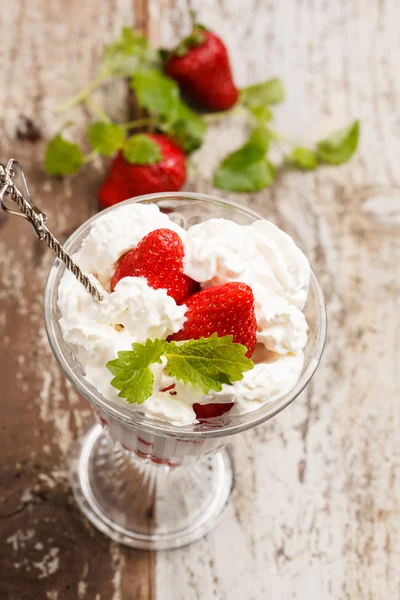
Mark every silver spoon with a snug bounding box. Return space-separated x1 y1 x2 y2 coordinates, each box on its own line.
0 158 104 302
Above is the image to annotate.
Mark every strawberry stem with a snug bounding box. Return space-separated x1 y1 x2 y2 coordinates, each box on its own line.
55 71 109 115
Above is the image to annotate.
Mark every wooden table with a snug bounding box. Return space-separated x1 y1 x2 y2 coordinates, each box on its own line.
1 1 399 598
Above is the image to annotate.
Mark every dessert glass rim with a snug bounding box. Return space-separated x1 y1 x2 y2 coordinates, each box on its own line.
44 191 327 440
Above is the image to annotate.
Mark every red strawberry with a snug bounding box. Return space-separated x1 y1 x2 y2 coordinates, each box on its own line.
165 26 239 112
99 134 186 210
110 228 198 304
193 402 234 420
169 282 257 357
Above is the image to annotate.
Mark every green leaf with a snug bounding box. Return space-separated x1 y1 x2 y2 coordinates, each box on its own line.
107 339 168 404
316 120 360 165
214 127 275 192
44 133 84 176
87 122 125 156
131 69 180 118
102 28 159 77
123 134 162 164
287 147 317 170
248 104 272 124
163 101 207 152
240 78 285 107
107 335 254 404
165 334 253 395
173 24 207 57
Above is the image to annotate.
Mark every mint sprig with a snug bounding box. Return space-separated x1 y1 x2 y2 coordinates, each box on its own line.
107 334 254 405
45 25 360 189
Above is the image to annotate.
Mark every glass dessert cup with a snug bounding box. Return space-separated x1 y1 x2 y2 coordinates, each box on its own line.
44 193 327 550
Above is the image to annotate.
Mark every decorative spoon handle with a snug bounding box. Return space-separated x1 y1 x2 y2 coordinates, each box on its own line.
0 159 104 302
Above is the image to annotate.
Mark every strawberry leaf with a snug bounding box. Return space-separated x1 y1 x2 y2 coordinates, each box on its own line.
165 334 253 395
316 120 360 165
240 78 285 107
123 134 162 164
214 127 275 192
87 122 125 156
102 28 159 77
286 147 318 170
107 338 168 404
107 335 254 404
131 69 180 118
173 24 207 57
44 133 84 176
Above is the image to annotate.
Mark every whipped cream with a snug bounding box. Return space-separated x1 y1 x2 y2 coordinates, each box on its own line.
58 204 311 426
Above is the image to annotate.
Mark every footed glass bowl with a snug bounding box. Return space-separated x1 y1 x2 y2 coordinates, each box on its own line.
44 192 326 550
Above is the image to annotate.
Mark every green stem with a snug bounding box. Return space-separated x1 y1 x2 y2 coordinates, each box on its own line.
86 97 111 122
55 71 109 114
202 108 238 122
267 128 294 147
83 150 98 163
121 118 155 130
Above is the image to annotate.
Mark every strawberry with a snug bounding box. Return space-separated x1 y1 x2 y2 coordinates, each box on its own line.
110 228 198 304
98 134 186 210
193 402 234 420
169 282 257 357
165 25 239 112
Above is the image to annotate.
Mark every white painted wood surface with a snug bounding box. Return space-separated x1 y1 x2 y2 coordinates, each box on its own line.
155 1 400 599
0 0 399 598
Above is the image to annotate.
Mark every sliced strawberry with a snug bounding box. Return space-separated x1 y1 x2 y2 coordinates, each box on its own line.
193 402 234 420
110 228 198 304
169 281 257 357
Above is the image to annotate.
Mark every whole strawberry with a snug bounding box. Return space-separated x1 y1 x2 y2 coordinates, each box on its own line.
110 228 198 304
169 282 257 357
165 25 239 112
99 134 186 210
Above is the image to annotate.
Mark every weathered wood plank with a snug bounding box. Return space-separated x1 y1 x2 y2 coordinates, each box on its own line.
1 0 400 599
155 1 400 599
0 1 156 599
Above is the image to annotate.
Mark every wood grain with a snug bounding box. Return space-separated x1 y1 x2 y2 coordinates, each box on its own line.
0 1 154 599
1 0 400 599
155 1 400 599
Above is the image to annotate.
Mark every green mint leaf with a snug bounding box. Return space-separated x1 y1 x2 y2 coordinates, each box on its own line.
87 122 125 156
163 101 207 152
214 127 275 192
240 77 285 108
44 133 84 176
123 134 162 164
107 335 254 404
316 120 360 165
287 147 317 170
107 338 168 404
102 28 159 77
248 104 272 124
165 334 254 395
131 69 180 118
